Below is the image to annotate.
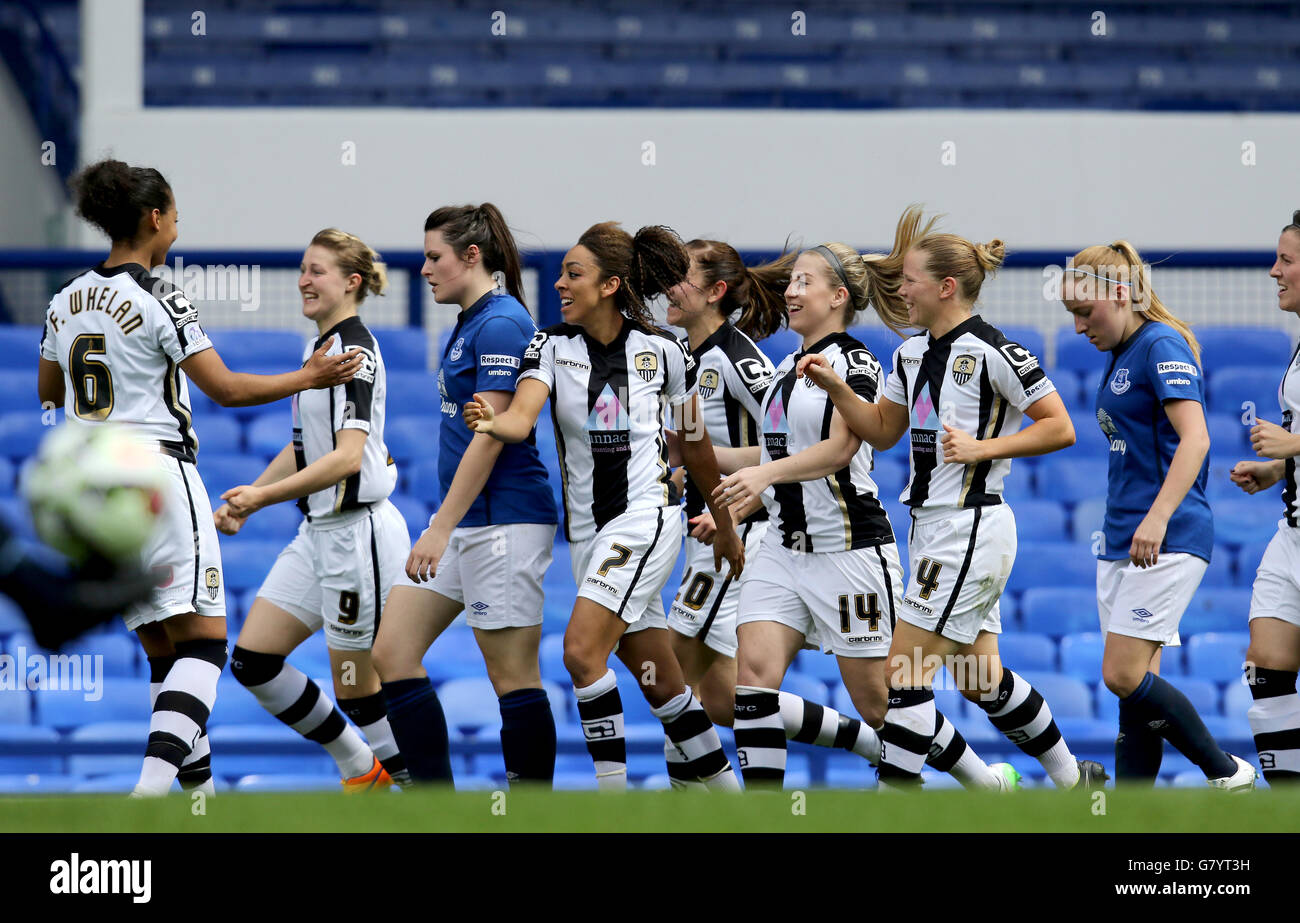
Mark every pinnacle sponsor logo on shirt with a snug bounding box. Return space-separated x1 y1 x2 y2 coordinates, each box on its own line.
586 383 631 453
910 383 938 454
764 391 789 455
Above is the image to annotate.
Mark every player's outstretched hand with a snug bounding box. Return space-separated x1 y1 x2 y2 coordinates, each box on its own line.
221 484 265 518
711 520 745 577
796 353 841 391
1250 419 1297 460
406 525 450 583
1230 459 1282 494
304 336 364 389
463 393 496 433
714 466 771 512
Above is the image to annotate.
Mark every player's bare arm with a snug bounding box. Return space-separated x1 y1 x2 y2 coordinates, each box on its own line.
464 377 549 444
181 335 362 407
222 427 367 516
1130 398 1210 568
676 393 744 575
36 357 64 407
795 353 908 450
942 391 1074 464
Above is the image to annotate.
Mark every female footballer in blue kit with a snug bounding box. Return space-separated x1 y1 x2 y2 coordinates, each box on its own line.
1065 241 1255 790
465 222 744 790
371 204 560 785
1230 212 1300 786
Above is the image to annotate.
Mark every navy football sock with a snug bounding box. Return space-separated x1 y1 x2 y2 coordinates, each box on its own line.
1115 695 1164 783
380 678 454 783
499 687 557 784
1124 672 1235 779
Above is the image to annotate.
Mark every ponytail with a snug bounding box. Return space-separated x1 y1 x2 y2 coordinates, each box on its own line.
425 202 527 306
685 239 792 341
578 222 689 331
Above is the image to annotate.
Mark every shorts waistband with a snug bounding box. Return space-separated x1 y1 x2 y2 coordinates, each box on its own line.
305 501 381 530
157 440 196 464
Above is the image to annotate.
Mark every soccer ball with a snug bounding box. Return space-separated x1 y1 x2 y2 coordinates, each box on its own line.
23 423 167 564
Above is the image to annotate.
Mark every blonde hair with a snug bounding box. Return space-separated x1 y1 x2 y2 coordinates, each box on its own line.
1068 241 1200 365
810 205 938 336
309 228 388 303
911 230 1005 303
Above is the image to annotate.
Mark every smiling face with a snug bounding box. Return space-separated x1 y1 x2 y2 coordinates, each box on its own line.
665 256 722 329
298 243 357 322
898 247 950 330
1270 230 1300 315
785 251 847 344
554 244 619 329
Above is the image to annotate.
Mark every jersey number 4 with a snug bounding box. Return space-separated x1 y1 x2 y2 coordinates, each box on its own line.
69 333 114 421
914 558 943 600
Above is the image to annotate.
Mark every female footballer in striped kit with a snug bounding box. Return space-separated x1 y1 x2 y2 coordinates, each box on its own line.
465 223 743 790
1066 240 1254 790
1233 211 1300 786
218 229 411 791
717 210 1018 791
801 208 1103 790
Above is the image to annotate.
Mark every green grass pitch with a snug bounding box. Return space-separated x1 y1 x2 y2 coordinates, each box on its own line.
1 787 1297 833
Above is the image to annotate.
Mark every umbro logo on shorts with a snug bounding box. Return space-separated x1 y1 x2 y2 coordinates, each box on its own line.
1131 607 1154 622
470 601 489 612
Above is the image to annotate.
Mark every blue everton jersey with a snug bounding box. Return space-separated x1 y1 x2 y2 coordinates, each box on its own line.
436 291 557 527
1094 320 1212 562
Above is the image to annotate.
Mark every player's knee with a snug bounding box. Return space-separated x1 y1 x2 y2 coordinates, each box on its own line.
229 645 285 687
562 638 604 687
1101 662 1142 699
370 637 412 681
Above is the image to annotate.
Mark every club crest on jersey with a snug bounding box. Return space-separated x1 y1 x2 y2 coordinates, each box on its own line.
698 368 720 399
1110 368 1131 395
204 567 220 601
634 350 658 382
449 337 465 362
951 354 977 386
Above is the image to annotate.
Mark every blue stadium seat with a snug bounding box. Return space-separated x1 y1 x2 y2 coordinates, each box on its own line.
35 680 150 730
1067 412 1109 454
439 677 566 734
781 672 829 706
1019 588 1098 637
1200 545 1236 587
196 453 268 498
997 632 1056 672
1017 671 1093 719
1222 680 1253 720
198 415 243 455
0 683 32 725
0 774 78 794
243 412 292 458
1208 367 1279 418
1212 497 1282 547
757 327 799 365
539 632 567 683
793 650 844 682
387 415 438 469
231 502 301 543
1049 369 1082 410
406 459 442 504
1160 644 1185 677
1013 499 1068 541
1054 326 1104 374
373 327 429 371
870 457 907 498
60 635 139 677
0 372 40 415
847 326 906 368
1000 326 1047 365
0 725 61 773
207 724 337 778
220 541 285 593
1197 328 1294 374
0 412 50 463
1234 539 1270 587
1069 495 1108 546
1180 588 1249 635
66 721 152 777
1185 632 1249 684
0 327 43 366
388 493 429 538
208 677 282 727
1006 545 1096 596
1207 455 1255 500
1034 455 1108 504
206 328 307 372
0 456 14 496
1054 717 1112 746
386 373 441 419
288 636 332 679
424 627 485 682
1173 677 1220 716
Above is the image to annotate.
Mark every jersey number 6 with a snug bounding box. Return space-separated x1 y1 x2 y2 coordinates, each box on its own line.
69 333 114 421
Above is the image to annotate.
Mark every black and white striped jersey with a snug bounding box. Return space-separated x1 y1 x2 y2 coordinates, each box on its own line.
519 320 695 542
1279 341 1300 526
293 316 397 519
759 331 894 552
881 314 1055 509
684 322 775 522
40 262 212 460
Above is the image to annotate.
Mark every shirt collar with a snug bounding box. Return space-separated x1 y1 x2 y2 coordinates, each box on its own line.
316 314 364 346
457 289 496 325
693 321 732 359
928 314 981 346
